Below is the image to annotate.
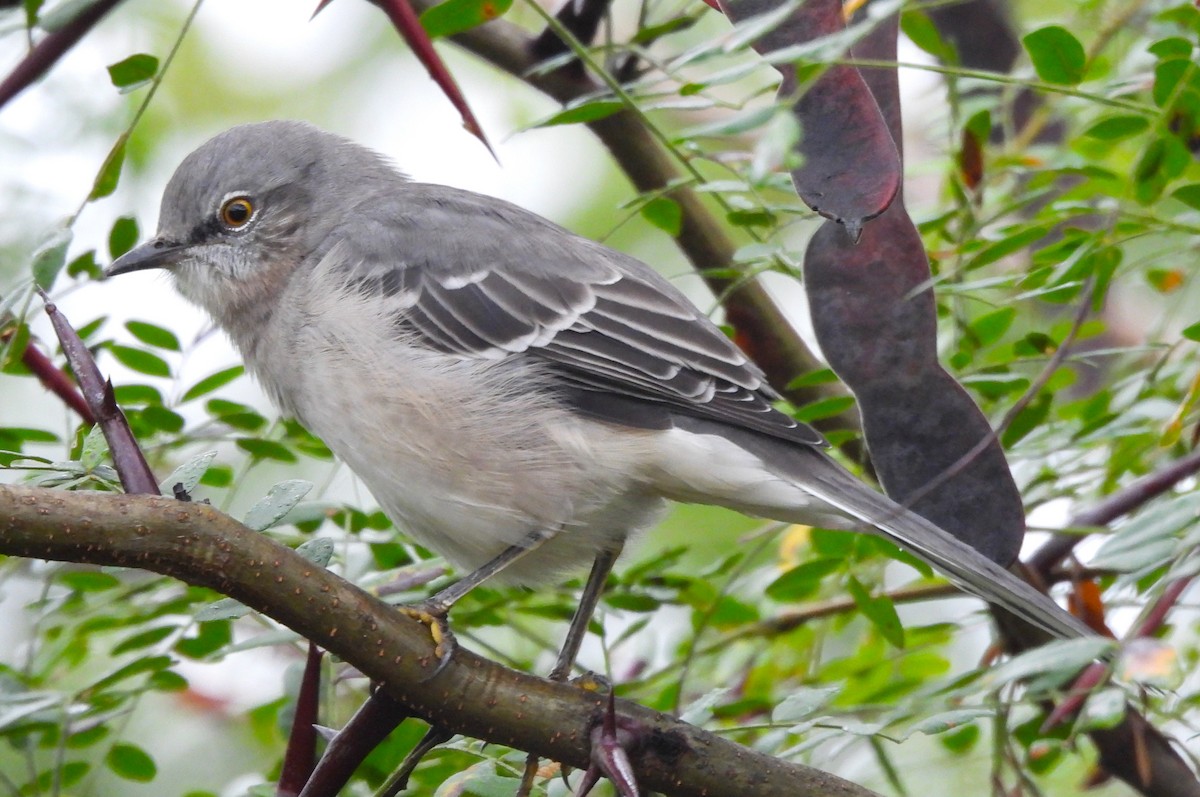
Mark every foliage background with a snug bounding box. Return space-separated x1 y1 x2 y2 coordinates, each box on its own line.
2 0 1200 795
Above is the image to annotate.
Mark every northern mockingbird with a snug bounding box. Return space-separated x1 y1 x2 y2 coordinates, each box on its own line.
106 121 1088 666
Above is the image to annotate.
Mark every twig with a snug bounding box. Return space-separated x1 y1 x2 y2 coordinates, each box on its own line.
1042 575 1194 733
13 338 94 424
1029 448 1200 576
39 293 158 495
279 644 324 796
0 0 126 111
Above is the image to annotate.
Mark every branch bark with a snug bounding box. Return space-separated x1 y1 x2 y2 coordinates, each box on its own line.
0 483 880 797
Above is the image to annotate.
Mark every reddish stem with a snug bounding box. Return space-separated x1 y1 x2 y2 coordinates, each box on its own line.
20 342 95 424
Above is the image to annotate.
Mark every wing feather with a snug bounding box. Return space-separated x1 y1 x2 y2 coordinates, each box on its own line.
335 184 825 447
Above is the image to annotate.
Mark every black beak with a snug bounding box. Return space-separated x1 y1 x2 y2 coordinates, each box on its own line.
106 238 186 277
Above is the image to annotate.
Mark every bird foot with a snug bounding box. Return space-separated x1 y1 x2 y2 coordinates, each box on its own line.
395 599 457 678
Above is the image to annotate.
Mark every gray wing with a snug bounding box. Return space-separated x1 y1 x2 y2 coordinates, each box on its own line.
337 184 824 447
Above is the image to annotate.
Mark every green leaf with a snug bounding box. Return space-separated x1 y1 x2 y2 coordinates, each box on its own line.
200 465 233 487
80 423 108 470
181 365 244 402
58 571 120 591
709 595 758 626
900 9 953 61
785 368 837 390
106 53 159 92
793 395 855 423
631 14 699 45
111 626 176 655
970 307 1016 346
1172 183 1200 210
67 249 102 279
726 208 775 228
1133 135 1191 204
195 597 250 623
242 479 313 531
961 373 1030 400
911 708 992 735
420 0 512 38
1000 392 1051 447
1083 115 1150 141
89 135 127 201
105 743 157 781
296 537 335 567
1182 321 1200 341
285 419 333 459
113 384 163 405
89 655 173 693
966 225 1052 271
0 427 59 447
603 593 661 612
107 216 140 260
219 412 268 431
439 773 524 797
1152 56 1197 109
1091 492 1200 571
772 686 839 723
159 451 217 496
1023 26 1086 85
765 558 841 601
640 197 682 236
679 105 777 139
208 398 254 414
30 225 72 290
24 0 44 28
810 528 855 557
29 761 90 791
846 576 904 647
140 405 184 433
149 670 188 692
125 320 180 351
984 637 1115 688
108 344 171 377
534 100 625 128
66 725 110 749
1078 688 1127 731
175 620 232 659
1148 36 1194 59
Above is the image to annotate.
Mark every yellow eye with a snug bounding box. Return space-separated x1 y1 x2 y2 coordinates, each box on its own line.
219 196 255 229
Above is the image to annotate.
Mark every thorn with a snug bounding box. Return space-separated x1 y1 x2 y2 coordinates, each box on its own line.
574 765 602 797
841 217 863 243
578 693 640 797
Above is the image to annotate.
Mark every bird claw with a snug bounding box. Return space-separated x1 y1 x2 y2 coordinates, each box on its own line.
396 600 457 678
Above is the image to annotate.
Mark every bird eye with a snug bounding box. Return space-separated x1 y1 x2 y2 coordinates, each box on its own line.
219 196 255 229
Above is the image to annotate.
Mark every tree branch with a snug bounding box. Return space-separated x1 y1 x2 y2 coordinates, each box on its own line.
0 483 881 797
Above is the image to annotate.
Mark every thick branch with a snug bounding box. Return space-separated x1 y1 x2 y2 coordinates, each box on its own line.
0 484 879 797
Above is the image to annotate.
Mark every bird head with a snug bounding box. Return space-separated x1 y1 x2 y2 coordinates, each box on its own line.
106 120 404 330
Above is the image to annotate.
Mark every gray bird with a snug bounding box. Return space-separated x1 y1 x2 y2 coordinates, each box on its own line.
107 121 1089 663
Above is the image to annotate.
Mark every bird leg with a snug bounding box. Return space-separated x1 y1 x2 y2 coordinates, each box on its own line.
399 525 562 673
518 545 622 796
549 546 621 682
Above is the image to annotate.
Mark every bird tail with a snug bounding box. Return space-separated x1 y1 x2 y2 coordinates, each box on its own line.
783 449 1090 639
661 418 1091 640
